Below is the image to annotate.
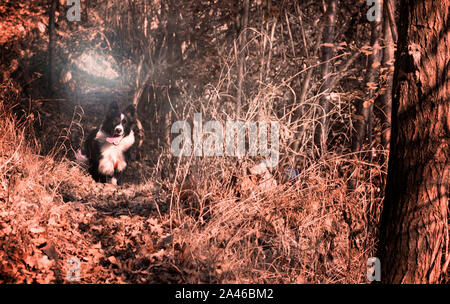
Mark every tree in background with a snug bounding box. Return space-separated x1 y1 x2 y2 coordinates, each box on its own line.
315 0 337 155
47 0 58 96
380 0 397 153
352 1 382 157
378 0 449 283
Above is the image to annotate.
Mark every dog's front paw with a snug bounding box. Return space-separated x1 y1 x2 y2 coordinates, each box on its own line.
98 159 115 176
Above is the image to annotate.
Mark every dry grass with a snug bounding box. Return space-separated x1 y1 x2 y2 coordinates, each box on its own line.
0 81 89 283
149 63 386 283
145 26 388 283
154 128 386 284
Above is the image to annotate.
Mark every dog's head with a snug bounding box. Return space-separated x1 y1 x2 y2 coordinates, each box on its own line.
101 101 136 144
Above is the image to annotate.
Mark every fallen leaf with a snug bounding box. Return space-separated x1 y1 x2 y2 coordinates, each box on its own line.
41 243 58 260
30 227 45 233
108 256 118 265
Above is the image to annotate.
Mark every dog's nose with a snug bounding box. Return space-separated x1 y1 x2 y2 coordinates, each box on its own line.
114 126 123 135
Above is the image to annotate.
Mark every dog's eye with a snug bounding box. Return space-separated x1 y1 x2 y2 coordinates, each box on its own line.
122 118 127 124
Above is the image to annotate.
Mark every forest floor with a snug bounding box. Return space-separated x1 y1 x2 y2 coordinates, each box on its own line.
6 170 186 283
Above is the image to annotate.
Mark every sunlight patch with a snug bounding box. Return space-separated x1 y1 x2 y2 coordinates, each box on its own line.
75 50 119 80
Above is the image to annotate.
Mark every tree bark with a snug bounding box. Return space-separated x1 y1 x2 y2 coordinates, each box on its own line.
48 0 57 96
384 0 398 43
315 0 337 154
236 0 249 119
377 0 449 283
352 7 382 156
380 0 396 152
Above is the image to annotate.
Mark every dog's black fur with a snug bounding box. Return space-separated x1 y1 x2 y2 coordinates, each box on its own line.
77 101 136 185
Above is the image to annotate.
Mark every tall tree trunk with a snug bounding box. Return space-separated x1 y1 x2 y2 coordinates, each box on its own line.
315 0 337 154
380 0 396 152
167 0 182 66
352 7 382 156
365 13 382 160
48 0 57 97
165 0 182 148
236 0 249 119
384 0 398 43
377 0 449 284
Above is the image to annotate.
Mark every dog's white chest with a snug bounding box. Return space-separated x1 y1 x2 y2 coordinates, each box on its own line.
97 131 135 176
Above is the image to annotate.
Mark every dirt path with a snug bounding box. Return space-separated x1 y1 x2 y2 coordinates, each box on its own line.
53 172 187 283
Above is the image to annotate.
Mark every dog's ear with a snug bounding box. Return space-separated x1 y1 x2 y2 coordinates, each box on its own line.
125 104 136 118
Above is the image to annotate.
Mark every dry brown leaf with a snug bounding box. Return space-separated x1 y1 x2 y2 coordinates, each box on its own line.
107 256 118 265
30 227 45 233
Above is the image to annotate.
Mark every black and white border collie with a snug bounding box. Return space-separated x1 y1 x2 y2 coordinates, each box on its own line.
76 101 136 185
